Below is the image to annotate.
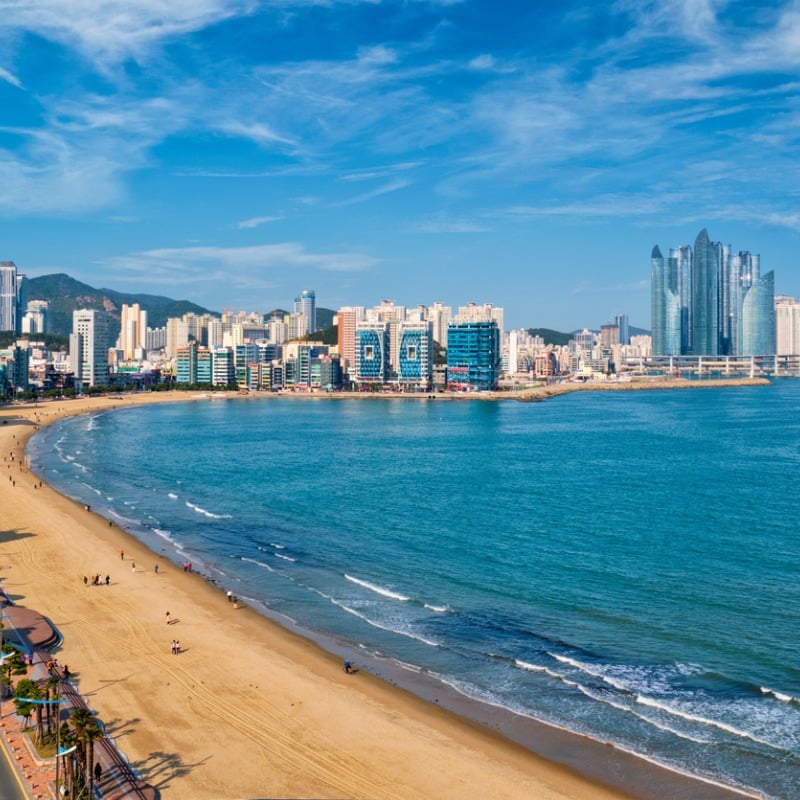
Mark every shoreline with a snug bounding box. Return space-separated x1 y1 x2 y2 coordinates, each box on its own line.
1 390 759 799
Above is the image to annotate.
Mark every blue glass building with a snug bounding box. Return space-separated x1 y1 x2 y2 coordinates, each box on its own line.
446 320 500 391
651 230 775 357
397 322 433 388
355 323 389 385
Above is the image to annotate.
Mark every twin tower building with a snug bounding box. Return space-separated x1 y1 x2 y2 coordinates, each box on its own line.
650 228 775 357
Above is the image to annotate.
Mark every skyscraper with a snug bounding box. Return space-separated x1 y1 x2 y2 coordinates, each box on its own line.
70 309 111 388
650 230 775 357
118 303 148 360
0 261 20 333
692 228 721 356
294 289 316 333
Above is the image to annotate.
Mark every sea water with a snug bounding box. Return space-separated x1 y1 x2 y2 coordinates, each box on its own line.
26 384 800 799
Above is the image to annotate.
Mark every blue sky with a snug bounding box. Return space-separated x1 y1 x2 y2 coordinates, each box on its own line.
1 0 798 331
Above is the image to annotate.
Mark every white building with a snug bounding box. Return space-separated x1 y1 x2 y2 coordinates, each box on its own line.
70 309 111 387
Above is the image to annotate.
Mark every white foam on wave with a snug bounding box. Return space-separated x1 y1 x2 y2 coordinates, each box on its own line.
514 659 564 680
242 556 274 572
168 492 178 500
269 543 285 549
345 574 409 601
274 553 296 562
186 501 232 520
330 598 439 647
635 695 782 751
424 603 449 613
760 686 795 704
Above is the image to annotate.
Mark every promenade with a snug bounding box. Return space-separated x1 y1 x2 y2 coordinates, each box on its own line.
0 596 156 799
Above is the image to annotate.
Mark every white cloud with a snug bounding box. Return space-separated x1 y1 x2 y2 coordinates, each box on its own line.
0 66 23 89
237 215 284 229
330 178 411 207
106 243 380 286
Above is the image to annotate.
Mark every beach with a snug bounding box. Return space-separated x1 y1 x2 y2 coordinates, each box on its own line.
0 390 759 799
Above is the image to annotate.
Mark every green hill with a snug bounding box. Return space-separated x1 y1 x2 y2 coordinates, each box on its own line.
25 274 217 340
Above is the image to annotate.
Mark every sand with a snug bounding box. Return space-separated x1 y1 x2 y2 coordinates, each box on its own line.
0 391 754 799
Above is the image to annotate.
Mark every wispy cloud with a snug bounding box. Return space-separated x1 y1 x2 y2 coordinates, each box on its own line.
237 215 284 229
330 178 411 208
106 243 380 287
0 67 23 89
412 217 489 233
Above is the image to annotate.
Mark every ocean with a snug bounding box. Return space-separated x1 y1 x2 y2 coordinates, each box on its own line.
26 384 800 799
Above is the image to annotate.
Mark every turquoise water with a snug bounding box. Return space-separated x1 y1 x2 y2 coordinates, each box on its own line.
27 385 800 799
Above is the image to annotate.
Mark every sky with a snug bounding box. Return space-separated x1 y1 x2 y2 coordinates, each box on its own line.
1 0 799 331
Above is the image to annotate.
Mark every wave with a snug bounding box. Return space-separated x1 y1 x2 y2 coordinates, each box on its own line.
514 659 565 680
760 686 797 704
185 501 232 520
634 695 783 751
269 543 285 549
345 574 409 601
168 492 178 500
241 556 274 572
330 598 439 647
424 603 449 613
274 553 296 562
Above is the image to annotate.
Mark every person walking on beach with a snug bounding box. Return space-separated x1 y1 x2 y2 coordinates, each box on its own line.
166 611 171 625
131 562 136 572
120 550 124 560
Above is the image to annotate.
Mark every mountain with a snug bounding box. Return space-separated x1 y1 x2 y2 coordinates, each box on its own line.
527 328 573 347
25 274 217 340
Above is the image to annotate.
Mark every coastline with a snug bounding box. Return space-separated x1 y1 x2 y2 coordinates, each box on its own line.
0 390 758 799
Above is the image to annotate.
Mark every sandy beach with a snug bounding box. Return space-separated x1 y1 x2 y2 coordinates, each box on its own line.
0 390 758 799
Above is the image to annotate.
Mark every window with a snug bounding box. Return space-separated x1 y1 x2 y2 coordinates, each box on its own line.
365 345 374 360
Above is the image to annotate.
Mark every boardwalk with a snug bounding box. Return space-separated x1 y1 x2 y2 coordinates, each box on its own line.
1 596 156 800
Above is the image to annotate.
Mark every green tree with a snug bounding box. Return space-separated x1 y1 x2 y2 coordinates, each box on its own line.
14 678 41 741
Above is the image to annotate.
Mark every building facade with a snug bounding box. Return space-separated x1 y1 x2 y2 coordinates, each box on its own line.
354 322 390 385
446 320 501 391
70 309 111 388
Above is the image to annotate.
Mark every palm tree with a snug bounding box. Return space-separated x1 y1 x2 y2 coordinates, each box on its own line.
13 678 42 743
84 720 103 797
58 721 76 799
70 707 103 797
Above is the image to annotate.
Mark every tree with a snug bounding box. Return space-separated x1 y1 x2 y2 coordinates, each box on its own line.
14 678 41 742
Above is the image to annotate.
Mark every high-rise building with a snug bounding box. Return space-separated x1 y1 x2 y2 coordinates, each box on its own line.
354 321 390 385
396 321 433 389
446 320 501 391
615 313 630 346
336 306 365 376
775 296 800 355
70 309 111 388
0 261 20 333
21 300 48 335
651 229 775 356
118 303 148 360
294 289 316 333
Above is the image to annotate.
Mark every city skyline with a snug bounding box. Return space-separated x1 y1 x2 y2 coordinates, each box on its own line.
1 2 799 330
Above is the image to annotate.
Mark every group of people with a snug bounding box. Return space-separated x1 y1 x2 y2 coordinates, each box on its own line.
83 574 110 586
170 639 181 655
